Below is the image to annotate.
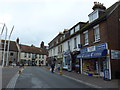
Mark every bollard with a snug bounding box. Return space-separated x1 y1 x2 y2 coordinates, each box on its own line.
59 67 62 75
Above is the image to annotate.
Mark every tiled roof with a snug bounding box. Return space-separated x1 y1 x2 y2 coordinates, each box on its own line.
20 44 48 55
1 40 18 52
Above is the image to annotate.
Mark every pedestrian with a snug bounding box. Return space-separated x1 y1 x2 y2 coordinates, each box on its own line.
51 62 55 73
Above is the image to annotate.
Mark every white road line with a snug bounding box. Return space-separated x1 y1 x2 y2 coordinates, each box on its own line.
6 72 19 88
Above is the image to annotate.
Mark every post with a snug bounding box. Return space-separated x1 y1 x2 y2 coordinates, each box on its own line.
0 24 5 65
2 26 7 67
6 26 14 66
80 59 82 74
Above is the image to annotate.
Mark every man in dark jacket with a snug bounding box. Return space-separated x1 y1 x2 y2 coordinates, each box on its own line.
51 62 55 73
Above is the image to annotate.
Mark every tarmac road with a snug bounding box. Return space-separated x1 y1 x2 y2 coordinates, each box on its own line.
15 66 92 88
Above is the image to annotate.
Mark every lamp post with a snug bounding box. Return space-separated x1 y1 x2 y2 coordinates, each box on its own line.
0 24 5 66
6 26 14 66
2 26 7 67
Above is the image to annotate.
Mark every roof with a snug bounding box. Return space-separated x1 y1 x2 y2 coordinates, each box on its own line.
20 44 48 55
1 40 18 52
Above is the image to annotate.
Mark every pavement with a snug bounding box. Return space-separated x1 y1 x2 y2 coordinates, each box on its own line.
43 65 120 88
2 66 19 89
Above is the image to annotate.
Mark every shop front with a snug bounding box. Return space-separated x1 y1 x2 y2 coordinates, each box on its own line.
63 50 72 71
77 43 111 79
71 51 80 72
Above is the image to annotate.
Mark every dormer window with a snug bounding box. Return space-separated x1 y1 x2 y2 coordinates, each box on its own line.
89 10 98 23
75 25 80 32
70 28 74 35
89 2 106 23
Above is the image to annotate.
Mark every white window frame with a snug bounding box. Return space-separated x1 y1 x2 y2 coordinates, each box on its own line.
75 25 80 32
74 38 77 49
83 31 89 45
94 25 100 42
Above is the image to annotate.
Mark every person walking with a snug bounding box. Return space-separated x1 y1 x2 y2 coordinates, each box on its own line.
51 62 55 73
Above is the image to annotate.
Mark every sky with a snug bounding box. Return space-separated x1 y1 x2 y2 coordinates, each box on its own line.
0 0 118 47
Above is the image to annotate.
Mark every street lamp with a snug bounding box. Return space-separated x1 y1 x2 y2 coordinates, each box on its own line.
6 26 14 66
2 25 7 67
0 24 5 66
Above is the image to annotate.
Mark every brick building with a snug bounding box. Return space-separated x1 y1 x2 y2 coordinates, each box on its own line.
77 1 120 79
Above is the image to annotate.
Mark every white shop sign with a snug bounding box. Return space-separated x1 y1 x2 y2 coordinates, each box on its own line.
111 50 120 59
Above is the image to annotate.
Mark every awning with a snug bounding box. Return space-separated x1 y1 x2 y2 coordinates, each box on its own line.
77 49 107 59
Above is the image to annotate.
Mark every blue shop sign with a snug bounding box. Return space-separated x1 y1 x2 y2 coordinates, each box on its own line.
80 43 107 54
77 49 107 59
96 43 107 51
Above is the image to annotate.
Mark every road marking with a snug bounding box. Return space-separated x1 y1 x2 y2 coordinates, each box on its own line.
6 72 19 88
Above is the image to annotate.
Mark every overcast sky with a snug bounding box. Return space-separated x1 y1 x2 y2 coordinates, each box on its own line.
0 0 118 47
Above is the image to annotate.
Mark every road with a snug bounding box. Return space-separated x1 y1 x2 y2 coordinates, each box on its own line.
15 66 92 88
2 67 19 88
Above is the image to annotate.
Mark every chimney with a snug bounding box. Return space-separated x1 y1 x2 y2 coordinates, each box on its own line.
31 44 34 47
40 41 44 48
92 2 106 11
16 38 19 44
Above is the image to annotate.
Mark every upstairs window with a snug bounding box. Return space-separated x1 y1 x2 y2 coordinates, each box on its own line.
24 53 27 58
39 55 41 59
74 38 77 49
68 41 70 50
89 10 98 23
70 28 74 35
75 25 80 32
94 25 100 42
83 31 89 45
28 53 31 58
42 55 44 59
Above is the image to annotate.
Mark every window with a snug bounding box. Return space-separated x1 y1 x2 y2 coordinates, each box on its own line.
94 25 100 42
70 28 74 35
68 41 70 50
10 52 14 56
39 55 41 59
74 38 77 49
24 53 27 58
60 45 62 53
75 25 80 32
29 53 31 58
83 31 89 45
89 10 98 23
42 55 44 59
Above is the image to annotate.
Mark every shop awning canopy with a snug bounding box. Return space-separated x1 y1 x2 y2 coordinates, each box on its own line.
77 49 107 59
